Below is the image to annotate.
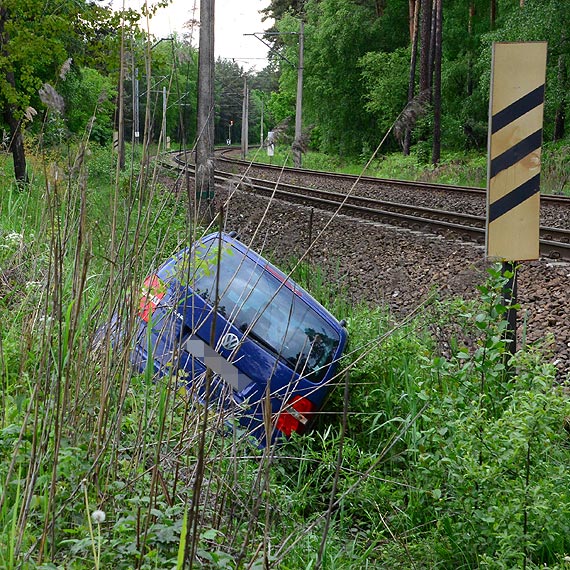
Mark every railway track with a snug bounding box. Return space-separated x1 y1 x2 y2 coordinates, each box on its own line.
163 150 570 261
215 148 570 208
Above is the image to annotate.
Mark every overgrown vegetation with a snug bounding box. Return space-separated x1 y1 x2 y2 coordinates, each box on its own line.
1 142 570 569
251 143 570 195
2 0 570 564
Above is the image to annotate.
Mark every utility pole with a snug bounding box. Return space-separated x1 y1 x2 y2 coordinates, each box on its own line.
114 29 126 170
245 26 304 164
292 20 304 168
259 95 264 148
195 0 215 214
241 77 249 159
133 68 140 144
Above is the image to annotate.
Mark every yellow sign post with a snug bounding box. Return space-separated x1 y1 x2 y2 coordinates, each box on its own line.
486 41 547 261
486 41 547 356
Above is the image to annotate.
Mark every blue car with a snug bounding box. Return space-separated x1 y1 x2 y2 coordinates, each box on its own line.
132 232 348 445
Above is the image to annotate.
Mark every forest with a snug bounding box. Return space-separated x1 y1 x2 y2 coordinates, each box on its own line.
266 0 570 161
1 0 570 568
2 0 570 182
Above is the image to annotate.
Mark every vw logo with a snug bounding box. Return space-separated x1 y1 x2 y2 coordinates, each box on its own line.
221 333 240 351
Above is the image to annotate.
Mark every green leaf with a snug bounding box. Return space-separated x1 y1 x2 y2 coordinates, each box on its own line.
176 506 188 570
201 528 220 541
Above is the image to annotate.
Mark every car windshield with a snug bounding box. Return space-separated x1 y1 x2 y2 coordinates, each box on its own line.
189 238 340 383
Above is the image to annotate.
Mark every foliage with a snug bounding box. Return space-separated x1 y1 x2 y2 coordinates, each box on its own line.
541 141 570 195
58 67 116 145
302 0 387 155
0 0 139 180
407 266 570 567
6 0 570 174
359 47 411 148
215 58 251 146
264 0 570 162
139 38 200 147
477 0 570 144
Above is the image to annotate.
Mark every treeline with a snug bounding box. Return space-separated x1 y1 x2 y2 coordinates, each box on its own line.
0 0 277 183
264 0 570 162
2 0 569 182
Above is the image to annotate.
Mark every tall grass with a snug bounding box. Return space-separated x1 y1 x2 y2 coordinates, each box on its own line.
1 117 570 569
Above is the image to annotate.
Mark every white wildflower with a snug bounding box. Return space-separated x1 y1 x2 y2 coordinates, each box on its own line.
91 510 106 524
5 232 23 245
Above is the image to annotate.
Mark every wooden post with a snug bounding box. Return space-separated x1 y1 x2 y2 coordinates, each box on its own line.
502 261 518 356
196 0 215 208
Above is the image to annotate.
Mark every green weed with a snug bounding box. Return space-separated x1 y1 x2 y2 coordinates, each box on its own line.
250 145 569 193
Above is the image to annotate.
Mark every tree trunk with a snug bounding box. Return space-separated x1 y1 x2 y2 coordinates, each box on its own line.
0 6 27 184
374 0 386 18
403 0 420 155
419 0 432 93
554 53 566 141
428 0 437 94
468 2 475 96
3 82 28 184
195 0 215 216
490 0 496 29
4 114 27 184
432 0 442 165
408 0 417 42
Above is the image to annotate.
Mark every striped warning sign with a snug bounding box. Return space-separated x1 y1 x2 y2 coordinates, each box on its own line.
486 42 547 261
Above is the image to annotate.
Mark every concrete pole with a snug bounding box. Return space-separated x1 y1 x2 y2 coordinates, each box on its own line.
114 32 126 170
293 20 304 168
260 96 264 148
241 77 249 159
